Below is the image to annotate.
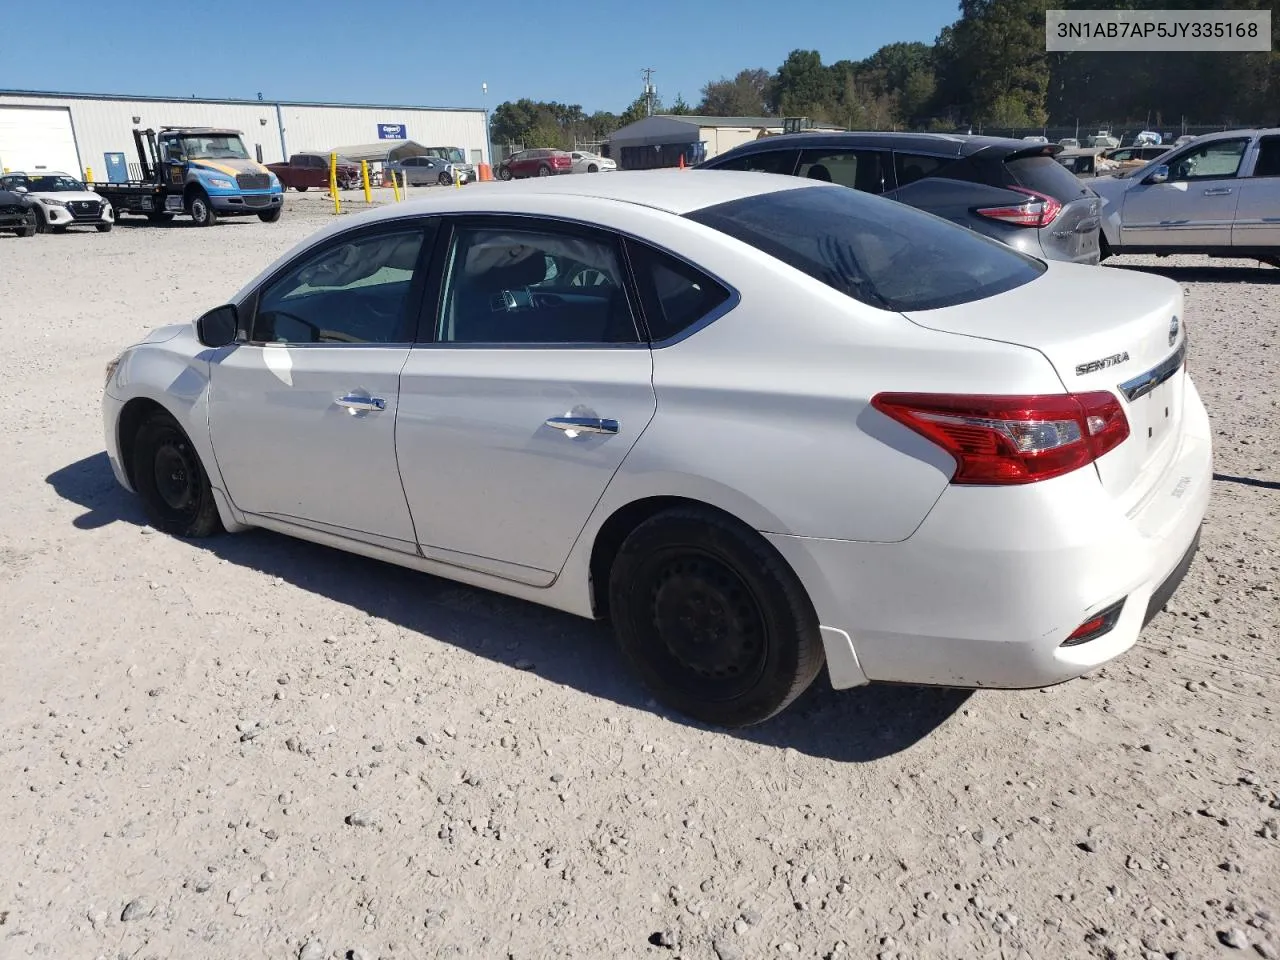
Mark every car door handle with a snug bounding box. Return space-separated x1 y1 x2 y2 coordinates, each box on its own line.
545 416 618 435
335 395 386 413
1202 187 1232 196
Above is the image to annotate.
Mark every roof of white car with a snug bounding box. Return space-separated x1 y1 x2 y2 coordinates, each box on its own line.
366 169 811 220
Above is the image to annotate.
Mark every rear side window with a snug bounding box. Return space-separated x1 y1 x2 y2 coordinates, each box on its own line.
797 149 892 193
1252 136 1280 177
710 149 798 175
1005 155 1091 200
627 241 731 342
686 185 1045 313
893 152 949 187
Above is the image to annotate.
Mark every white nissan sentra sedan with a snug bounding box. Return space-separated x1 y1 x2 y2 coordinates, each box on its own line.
102 171 1211 727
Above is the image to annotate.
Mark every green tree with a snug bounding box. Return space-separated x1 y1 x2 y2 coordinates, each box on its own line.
668 93 693 115
698 68 773 116
773 50 836 118
619 93 662 127
946 0 1049 127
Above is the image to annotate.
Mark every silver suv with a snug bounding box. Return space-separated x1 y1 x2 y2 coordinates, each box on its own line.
1090 128 1280 266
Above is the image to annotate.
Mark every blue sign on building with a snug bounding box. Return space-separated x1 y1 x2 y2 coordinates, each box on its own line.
377 123 407 140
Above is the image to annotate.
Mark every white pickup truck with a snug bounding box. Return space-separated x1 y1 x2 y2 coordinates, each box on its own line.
1090 128 1280 267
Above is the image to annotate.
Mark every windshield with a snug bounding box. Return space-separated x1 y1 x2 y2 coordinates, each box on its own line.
424 146 466 164
24 175 85 192
686 185 1045 312
176 135 250 160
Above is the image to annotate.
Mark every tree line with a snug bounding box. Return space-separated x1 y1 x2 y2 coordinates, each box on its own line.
490 0 1278 149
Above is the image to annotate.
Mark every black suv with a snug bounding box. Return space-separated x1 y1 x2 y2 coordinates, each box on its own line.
697 132 1102 264
0 187 37 238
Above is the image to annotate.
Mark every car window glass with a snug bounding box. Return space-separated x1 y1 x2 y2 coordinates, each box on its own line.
628 241 731 342
253 229 426 344
1252 136 1280 178
892 152 948 188
1169 139 1248 180
437 226 639 345
687 184 1045 313
1004 155 1090 200
712 150 798 175
799 149 891 193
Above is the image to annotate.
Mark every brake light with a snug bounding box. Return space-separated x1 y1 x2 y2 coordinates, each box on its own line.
1061 598 1126 646
975 187 1063 227
870 391 1129 484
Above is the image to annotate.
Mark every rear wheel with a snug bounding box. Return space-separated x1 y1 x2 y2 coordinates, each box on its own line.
295 185 308 192
188 191 217 227
537 164 552 177
130 411 221 538
608 508 824 727
16 210 37 238
258 207 283 223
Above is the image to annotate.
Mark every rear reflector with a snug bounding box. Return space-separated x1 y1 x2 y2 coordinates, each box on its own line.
1061 598 1126 646
976 187 1063 228
870 391 1129 484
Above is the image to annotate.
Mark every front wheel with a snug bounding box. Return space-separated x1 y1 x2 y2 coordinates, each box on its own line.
587 163 599 173
130 411 222 538
498 166 513 181
438 172 453 186
295 185 308 192
97 222 113 233
188 191 217 227
608 508 825 728
258 207 283 223
16 211 37 237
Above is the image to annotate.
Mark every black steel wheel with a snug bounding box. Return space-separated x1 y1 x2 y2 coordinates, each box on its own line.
608 507 824 727
130 411 221 538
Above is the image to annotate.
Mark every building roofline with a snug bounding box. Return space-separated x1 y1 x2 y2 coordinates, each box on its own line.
0 88 485 114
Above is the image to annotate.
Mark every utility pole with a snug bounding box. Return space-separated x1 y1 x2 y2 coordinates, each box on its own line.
641 67 656 117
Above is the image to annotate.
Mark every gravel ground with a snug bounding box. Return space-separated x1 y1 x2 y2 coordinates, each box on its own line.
0 200 1277 960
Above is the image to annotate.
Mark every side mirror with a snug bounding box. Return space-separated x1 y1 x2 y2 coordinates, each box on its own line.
1144 165 1169 185
13 186 27 194
196 304 239 348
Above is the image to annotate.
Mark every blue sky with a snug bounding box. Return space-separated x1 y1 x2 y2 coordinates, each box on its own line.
4 0 958 113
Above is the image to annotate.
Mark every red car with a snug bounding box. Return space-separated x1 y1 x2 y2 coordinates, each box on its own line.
496 148 573 180
267 153 360 191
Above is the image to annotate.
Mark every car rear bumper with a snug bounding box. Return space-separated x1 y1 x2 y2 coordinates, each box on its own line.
767 375 1212 691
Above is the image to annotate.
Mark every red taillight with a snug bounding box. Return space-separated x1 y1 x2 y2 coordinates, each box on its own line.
975 187 1063 227
1061 598 1126 646
554 156 570 167
870 391 1129 485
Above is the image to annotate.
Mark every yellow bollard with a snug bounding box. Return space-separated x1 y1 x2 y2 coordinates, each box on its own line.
361 160 372 204
389 169 400 202
329 152 341 215
85 166 94 184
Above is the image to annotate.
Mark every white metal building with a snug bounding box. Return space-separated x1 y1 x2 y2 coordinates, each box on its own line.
0 90 489 180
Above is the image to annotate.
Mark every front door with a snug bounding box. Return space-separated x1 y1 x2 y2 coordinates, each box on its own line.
104 152 128 182
208 222 435 553
395 217 657 585
1232 135 1280 250
1119 137 1249 248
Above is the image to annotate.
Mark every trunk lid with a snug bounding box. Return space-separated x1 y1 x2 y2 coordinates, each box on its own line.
901 262 1186 507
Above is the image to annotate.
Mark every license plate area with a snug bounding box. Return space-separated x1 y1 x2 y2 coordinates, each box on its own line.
1137 375 1177 455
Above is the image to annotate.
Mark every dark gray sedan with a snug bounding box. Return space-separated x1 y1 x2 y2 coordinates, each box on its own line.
697 132 1102 265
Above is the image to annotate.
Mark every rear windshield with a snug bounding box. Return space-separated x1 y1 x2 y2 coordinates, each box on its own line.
1005 155 1091 200
685 185 1045 312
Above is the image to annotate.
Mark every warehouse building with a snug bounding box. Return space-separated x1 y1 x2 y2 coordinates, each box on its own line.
0 90 489 180
603 115 844 169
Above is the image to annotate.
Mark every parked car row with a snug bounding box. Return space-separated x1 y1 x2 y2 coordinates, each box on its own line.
496 148 616 180
0 172 115 233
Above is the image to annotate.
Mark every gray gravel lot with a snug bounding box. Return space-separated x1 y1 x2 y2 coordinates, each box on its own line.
0 197 1277 960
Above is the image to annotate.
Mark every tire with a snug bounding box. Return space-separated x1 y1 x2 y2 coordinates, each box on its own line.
607 507 825 728
130 411 222 538
258 207 283 223
498 166 513 181
1099 234 1112 262
16 211 36 238
188 191 217 227
97 222 113 233
33 208 49 234
295 185 308 192
52 224 68 234
438 172 453 186
587 163 599 173
537 164 552 177
147 212 175 224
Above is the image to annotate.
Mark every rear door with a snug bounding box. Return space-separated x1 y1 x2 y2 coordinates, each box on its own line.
1118 137 1249 247
1232 135 1280 249
394 215 657 585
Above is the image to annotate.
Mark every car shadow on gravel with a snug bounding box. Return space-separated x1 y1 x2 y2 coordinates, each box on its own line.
47 452 970 762
1108 263 1280 284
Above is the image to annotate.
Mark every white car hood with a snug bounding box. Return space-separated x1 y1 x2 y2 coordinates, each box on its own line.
27 189 105 204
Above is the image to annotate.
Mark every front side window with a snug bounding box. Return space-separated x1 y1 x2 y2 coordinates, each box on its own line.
1252 136 1280 178
797 149 892 194
1169 139 1248 181
687 185 1045 313
711 149 798 176
253 228 428 344
436 225 638 344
